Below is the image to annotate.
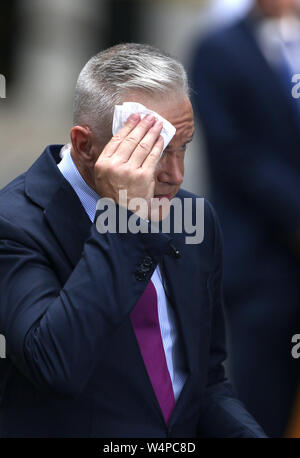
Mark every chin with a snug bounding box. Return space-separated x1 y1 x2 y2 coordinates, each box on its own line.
148 196 172 222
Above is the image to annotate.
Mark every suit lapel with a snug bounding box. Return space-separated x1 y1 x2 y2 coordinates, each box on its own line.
25 145 92 267
160 198 209 375
161 236 199 375
43 182 92 267
160 231 210 427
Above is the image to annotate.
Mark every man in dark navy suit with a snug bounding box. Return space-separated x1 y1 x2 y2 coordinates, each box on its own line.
0 43 266 437
190 0 300 437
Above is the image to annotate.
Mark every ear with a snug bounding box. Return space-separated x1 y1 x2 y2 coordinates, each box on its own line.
70 126 95 166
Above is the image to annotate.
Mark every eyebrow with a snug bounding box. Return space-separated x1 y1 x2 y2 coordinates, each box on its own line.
165 132 195 152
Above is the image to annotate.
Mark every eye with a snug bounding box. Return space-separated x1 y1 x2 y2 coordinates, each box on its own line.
179 143 188 152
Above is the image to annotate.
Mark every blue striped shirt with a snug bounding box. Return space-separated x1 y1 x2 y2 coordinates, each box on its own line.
58 146 187 401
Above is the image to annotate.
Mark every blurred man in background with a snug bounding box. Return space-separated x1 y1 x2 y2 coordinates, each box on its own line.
190 0 300 438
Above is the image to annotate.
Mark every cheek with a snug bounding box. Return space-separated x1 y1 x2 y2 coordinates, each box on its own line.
179 154 185 170
154 160 164 177
176 155 185 176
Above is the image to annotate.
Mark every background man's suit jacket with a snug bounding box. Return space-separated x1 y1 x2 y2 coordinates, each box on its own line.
189 16 300 437
190 16 300 295
0 145 265 437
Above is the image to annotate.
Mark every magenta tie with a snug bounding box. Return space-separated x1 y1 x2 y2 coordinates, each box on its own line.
130 280 175 425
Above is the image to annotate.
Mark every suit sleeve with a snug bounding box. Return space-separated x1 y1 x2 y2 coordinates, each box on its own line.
0 209 170 397
197 202 267 437
189 37 300 238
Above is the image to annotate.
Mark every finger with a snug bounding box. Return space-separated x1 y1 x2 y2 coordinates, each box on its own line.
128 120 163 168
141 135 164 170
101 113 141 158
111 114 156 163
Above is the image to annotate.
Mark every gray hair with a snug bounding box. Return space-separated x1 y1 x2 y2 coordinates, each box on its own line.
73 43 189 142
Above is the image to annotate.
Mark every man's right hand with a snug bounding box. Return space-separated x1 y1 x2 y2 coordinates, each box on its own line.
94 113 164 213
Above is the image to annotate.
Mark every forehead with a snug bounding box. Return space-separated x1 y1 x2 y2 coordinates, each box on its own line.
122 91 194 143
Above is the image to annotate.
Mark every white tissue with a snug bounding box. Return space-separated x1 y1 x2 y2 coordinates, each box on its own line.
112 102 176 157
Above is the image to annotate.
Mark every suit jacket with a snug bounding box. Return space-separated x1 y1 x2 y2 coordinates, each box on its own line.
0 144 265 437
190 17 300 294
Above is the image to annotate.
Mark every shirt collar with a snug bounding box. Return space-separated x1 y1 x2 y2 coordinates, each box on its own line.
58 144 99 222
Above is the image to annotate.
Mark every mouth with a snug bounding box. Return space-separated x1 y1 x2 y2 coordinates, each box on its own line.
153 194 172 200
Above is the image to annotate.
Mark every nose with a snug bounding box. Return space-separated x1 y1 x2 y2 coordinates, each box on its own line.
157 154 184 186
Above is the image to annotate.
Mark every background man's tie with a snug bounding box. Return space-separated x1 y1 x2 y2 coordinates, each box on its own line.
130 279 175 425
